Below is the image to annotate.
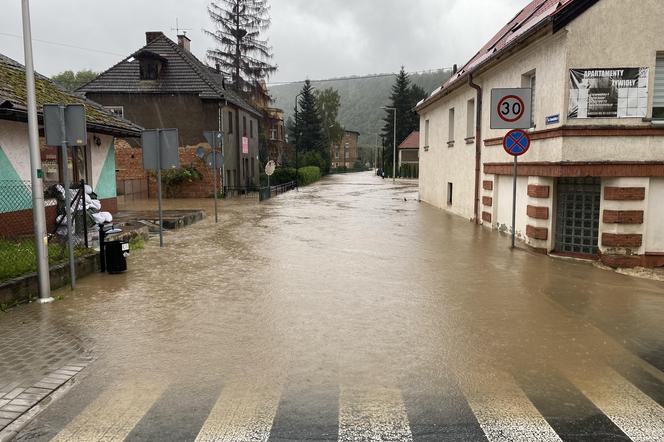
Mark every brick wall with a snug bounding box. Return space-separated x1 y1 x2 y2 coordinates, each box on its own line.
603 187 646 201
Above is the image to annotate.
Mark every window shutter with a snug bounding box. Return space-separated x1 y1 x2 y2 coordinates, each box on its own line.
654 54 664 107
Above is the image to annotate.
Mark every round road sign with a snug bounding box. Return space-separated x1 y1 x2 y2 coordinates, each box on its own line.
265 160 276 176
503 129 531 157
497 95 526 123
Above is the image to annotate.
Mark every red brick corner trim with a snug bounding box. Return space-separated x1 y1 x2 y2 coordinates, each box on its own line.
527 205 549 220
482 211 492 223
482 197 493 207
603 210 644 224
603 187 646 201
601 233 643 248
527 185 550 199
483 180 493 191
526 225 548 241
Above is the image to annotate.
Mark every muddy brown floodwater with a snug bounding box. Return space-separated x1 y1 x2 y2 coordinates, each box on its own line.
5 171 664 441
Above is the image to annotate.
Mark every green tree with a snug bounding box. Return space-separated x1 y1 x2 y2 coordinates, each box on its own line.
206 0 277 101
291 80 325 169
314 87 344 146
381 67 427 175
52 70 98 92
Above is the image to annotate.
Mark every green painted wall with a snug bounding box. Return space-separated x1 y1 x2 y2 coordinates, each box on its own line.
95 140 116 199
0 145 31 213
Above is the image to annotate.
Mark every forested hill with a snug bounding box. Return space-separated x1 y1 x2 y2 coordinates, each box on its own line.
269 69 452 146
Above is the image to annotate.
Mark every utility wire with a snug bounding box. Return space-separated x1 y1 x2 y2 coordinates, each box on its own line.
266 67 453 87
0 32 125 57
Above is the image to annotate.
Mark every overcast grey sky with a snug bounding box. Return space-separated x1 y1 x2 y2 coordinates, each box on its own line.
0 0 528 83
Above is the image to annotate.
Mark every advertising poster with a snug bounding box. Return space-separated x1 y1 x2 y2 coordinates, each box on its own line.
569 68 649 118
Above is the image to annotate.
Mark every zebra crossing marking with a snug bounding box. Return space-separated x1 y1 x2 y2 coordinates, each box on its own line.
338 386 413 441
194 380 282 442
50 381 164 442
564 365 664 442
456 370 562 442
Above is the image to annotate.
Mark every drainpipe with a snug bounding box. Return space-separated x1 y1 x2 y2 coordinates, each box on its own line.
468 74 482 225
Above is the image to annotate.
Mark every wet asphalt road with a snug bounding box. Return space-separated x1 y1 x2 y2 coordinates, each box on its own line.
4 171 664 441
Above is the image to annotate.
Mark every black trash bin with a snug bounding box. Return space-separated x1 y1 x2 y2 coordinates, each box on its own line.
105 240 129 274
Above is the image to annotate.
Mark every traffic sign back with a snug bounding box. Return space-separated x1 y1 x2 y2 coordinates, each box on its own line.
491 88 532 129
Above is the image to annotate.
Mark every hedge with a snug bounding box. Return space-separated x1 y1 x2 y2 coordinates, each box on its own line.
297 166 321 186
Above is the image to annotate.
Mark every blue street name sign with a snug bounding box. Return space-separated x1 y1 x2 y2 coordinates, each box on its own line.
502 129 531 157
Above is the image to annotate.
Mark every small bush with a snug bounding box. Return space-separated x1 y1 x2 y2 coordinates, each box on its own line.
297 166 321 186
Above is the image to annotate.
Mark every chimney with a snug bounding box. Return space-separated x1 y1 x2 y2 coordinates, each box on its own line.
177 33 191 52
146 31 162 44
453 64 458 75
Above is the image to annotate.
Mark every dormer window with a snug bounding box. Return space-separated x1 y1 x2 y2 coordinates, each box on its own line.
133 50 167 81
140 60 160 80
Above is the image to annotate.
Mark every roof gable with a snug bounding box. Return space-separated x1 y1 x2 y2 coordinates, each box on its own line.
418 0 599 110
399 131 420 149
0 53 142 137
77 32 261 117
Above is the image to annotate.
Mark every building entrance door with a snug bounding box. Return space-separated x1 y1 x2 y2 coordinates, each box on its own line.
555 177 601 255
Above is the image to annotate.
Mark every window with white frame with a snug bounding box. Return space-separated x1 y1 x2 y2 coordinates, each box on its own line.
466 99 475 139
424 119 430 147
522 70 536 127
104 106 124 119
448 108 455 144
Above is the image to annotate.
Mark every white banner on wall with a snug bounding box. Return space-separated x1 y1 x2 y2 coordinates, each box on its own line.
569 68 649 119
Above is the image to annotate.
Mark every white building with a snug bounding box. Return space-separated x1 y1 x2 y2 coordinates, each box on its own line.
417 0 664 268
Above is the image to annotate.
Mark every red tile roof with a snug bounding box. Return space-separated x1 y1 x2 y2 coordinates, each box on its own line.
418 0 581 110
399 131 420 149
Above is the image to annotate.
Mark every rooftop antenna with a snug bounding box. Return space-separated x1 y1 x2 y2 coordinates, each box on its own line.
171 18 191 36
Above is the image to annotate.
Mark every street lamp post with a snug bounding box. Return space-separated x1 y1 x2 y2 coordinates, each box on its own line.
382 107 397 183
22 0 52 302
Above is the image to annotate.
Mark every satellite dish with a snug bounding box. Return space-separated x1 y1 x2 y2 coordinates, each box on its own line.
196 146 206 159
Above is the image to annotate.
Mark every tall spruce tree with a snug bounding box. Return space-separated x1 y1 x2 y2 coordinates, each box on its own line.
206 0 277 100
291 80 325 168
381 67 427 175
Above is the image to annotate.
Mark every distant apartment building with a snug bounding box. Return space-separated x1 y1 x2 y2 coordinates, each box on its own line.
331 130 360 169
417 0 664 268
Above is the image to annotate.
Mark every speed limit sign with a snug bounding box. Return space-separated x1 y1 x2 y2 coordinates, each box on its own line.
490 88 532 129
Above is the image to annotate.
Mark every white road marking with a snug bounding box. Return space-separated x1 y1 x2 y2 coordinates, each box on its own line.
457 370 562 442
338 386 413 442
565 365 664 442
50 381 164 442
194 380 281 442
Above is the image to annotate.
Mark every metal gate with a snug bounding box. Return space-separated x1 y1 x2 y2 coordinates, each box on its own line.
555 177 601 255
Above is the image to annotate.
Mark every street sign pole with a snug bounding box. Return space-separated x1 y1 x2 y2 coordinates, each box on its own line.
212 135 218 223
156 134 164 248
58 105 76 288
501 128 531 250
511 156 518 249
21 0 51 302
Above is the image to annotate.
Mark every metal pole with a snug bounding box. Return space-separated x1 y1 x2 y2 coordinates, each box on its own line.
156 131 164 247
59 106 76 289
212 132 218 223
392 109 397 183
21 0 52 302
81 179 88 249
511 156 518 249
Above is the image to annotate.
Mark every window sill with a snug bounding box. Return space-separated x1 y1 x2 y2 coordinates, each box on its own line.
464 137 475 145
447 141 455 148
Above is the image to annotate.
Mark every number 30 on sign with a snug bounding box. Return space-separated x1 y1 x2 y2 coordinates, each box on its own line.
490 88 532 130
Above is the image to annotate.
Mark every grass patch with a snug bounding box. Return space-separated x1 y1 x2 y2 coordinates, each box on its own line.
129 236 145 251
0 239 93 283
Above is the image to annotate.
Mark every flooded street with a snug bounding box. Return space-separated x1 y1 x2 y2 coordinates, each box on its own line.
4 171 664 441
